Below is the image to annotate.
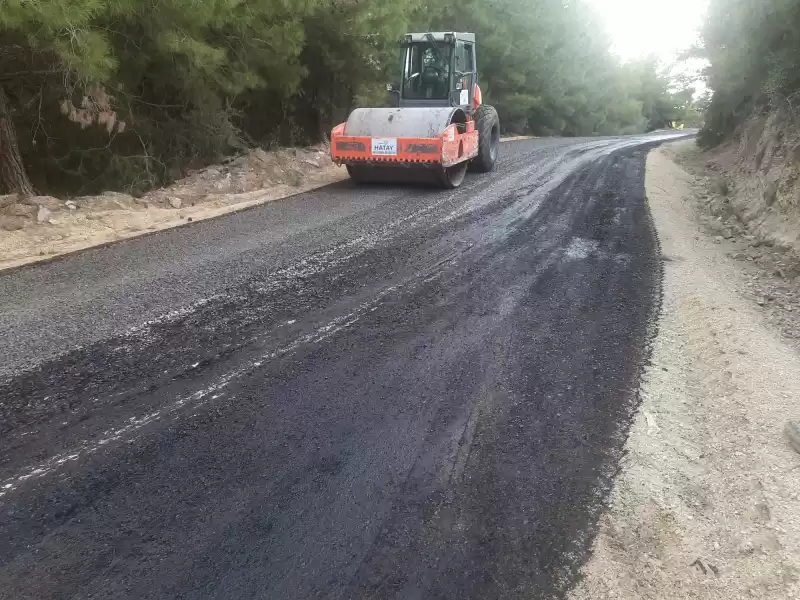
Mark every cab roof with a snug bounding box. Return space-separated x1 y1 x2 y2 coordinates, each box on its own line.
406 32 475 43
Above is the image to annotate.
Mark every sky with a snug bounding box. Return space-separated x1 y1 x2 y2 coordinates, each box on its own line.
586 0 709 63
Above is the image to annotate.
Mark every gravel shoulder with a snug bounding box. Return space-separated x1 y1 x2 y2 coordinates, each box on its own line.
571 143 800 600
0 138 532 273
0 146 346 272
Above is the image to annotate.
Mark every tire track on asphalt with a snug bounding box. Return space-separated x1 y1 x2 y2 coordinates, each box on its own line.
0 137 656 499
0 134 687 600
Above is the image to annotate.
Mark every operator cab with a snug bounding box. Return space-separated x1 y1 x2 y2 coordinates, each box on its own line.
395 32 478 113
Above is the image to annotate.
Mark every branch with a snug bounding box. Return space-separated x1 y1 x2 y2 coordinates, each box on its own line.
0 69 62 81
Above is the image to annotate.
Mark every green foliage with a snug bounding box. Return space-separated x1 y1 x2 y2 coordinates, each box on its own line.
1 0 309 193
412 0 687 136
700 0 800 146
0 0 685 194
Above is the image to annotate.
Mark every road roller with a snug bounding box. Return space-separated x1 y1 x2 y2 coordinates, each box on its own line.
330 32 500 189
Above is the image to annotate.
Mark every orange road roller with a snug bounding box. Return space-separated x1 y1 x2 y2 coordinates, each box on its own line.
331 32 500 189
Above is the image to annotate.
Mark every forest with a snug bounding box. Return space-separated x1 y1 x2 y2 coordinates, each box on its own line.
700 0 800 146
0 0 695 197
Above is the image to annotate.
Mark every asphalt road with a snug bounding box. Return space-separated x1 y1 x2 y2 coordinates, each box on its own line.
0 133 685 599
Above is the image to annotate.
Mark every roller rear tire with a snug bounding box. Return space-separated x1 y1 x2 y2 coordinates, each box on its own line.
470 104 500 173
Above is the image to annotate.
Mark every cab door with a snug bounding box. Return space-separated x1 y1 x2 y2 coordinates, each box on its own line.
454 40 476 110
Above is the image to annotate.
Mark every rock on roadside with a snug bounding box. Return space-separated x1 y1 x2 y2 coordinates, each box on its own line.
0 194 19 210
0 216 27 231
72 193 136 211
5 203 38 218
36 206 52 223
29 196 63 210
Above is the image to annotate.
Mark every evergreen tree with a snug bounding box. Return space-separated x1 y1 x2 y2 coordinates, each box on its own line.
0 0 684 196
700 0 800 145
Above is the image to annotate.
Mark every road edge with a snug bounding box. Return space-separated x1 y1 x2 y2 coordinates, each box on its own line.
0 138 535 276
569 142 800 599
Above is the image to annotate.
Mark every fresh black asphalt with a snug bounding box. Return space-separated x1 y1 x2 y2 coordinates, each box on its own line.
0 134 683 599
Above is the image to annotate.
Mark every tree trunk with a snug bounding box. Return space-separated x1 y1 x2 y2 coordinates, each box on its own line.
0 86 35 197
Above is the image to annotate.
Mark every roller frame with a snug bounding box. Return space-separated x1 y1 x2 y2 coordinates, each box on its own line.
330 107 479 170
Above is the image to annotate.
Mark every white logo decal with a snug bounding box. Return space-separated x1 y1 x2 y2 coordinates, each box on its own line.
371 138 398 156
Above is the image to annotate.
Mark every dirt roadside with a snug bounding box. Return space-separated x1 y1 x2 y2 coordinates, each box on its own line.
0 137 534 272
0 145 347 272
571 142 800 600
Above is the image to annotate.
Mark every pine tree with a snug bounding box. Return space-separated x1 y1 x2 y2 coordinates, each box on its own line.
0 0 681 196
0 0 116 194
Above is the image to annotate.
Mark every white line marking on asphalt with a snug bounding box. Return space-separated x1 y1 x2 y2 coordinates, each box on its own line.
1 133 691 502
0 282 405 502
